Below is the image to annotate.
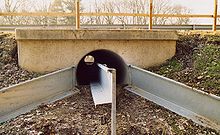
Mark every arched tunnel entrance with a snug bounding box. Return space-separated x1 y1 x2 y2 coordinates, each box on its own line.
76 49 127 85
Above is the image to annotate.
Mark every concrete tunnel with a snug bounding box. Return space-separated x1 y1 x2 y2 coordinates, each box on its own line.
16 29 178 74
76 49 128 85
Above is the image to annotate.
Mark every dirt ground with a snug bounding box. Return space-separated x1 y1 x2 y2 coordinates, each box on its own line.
0 32 220 134
0 86 219 135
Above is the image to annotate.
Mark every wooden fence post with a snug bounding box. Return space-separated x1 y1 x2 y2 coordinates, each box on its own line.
213 0 218 31
75 0 80 29
149 0 153 30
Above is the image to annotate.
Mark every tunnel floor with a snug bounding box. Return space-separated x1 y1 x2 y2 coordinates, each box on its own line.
0 86 218 135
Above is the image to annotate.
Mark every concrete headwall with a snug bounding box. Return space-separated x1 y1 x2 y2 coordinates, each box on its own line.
16 29 178 73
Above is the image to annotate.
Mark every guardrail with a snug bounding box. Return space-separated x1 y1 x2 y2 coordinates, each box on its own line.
0 67 77 123
126 65 220 130
0 24 220 32
0 0 219 31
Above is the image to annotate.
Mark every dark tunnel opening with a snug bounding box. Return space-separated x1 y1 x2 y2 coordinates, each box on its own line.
76 49 127 85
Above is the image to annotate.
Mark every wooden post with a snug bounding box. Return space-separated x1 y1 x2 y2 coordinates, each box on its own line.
149 0 153 30
213 0 218 31
75 0 80 29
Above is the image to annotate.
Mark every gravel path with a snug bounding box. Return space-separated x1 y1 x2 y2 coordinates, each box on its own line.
1 86 219 135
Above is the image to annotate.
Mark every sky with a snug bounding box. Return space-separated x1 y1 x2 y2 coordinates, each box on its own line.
171 0 214 14
170 0 215 24
0 0 218 24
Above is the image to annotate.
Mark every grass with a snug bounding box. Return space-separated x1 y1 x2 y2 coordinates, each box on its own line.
149 33 220 96
194 44 220 92
152 59 183 76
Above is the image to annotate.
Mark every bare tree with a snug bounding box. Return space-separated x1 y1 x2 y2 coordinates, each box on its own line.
152 0 171 25
31 1 51 25
2 0 27 25
153 1 191 25
118 0 148 25
93 0 105 24
83 0 148 25
167 5 191 25
0 0 84 25
4 0 25 12
84 0 191 25
0 0 191 26
48 0 83 25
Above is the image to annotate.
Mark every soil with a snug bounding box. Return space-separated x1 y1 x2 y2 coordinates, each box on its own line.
0 32 41 89
1 86 219 135
0 32 219 134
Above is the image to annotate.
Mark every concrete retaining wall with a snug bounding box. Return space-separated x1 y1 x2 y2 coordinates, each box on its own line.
16 29 178 73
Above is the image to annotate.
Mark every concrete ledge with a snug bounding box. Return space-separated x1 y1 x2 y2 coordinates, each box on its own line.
16 29 178 40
